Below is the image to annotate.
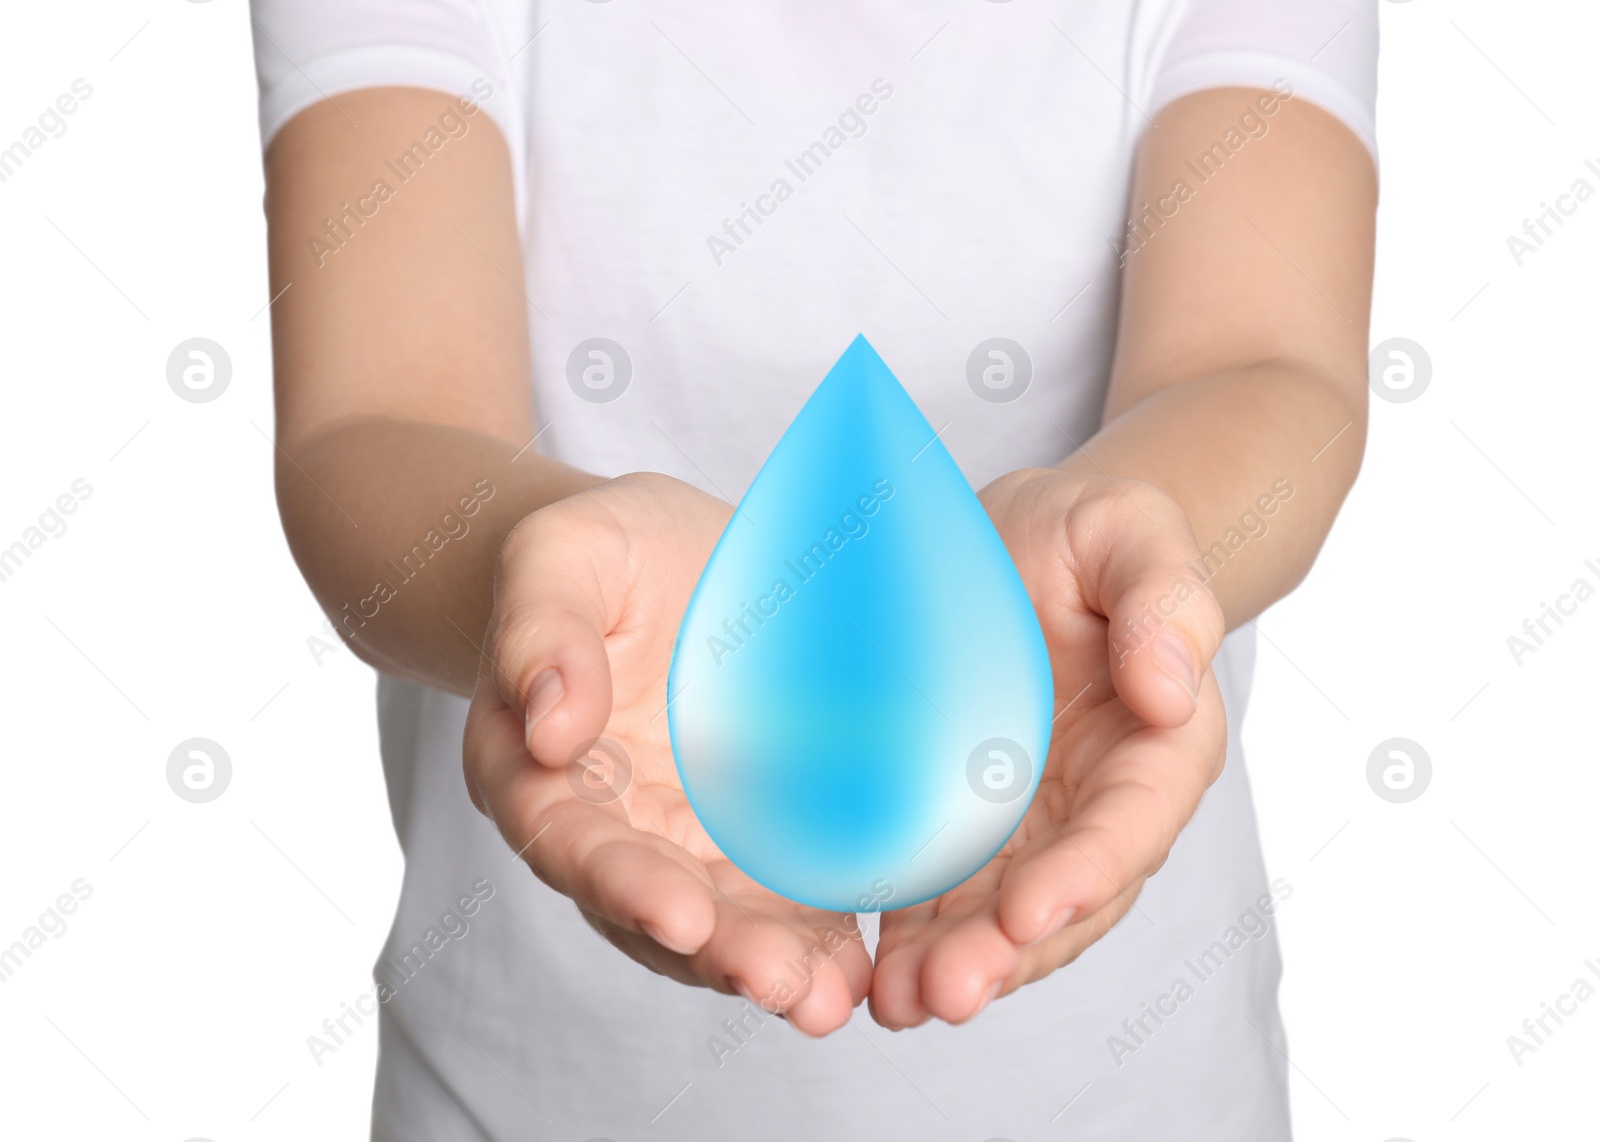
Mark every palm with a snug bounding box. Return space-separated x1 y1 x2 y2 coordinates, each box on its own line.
871 472 1226 1028
467 474 872 1030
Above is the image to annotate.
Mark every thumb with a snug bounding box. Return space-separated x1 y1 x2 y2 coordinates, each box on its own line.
1094 514 1225 729
487 510 618 769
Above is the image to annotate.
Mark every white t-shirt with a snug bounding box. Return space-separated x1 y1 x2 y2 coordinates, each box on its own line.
251 3 1377 1138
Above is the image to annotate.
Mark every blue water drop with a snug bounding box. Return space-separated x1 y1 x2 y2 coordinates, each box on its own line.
668 336 1052 911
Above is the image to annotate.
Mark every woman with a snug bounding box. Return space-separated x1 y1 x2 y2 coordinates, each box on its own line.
253 0 1376 1136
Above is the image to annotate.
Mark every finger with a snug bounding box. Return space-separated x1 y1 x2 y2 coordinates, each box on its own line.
1014 890 1139 980
461 681 521 818
871 864 1008 1030
489 506 623 767
869 902 941 1030
917 903 1021 1024
869 945 930 1031
872 897 1020 1028
586 900 869 1037
784 946 865 1036
998 691 1222 945
514 794 721 957
582 914 709 989
815 911 875 1009
1087 497 1226 728
461 673 601 833
681 895 868 1034
463 696 719 953
796 913 875 1034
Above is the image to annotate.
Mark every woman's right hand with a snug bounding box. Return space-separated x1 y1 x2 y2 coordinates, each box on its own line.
463 472 872 1035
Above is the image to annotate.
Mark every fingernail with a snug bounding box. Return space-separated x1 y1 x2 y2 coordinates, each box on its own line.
973 980 1002 1018
1032 906 1077 945
1153 632 1198 698
641 921 697 956
525 668 564 730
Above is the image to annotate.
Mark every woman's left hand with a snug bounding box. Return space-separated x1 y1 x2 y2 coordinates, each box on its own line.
870 468 1229 1029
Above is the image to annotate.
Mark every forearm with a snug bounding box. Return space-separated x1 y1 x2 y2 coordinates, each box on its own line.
1059 359 1365 629
278 416 603 695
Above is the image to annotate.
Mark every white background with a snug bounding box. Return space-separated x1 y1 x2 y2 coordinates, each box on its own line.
1 1 1596 1138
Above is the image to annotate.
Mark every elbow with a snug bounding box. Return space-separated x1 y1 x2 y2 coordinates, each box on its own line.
271 437 388 672
1272 350 1370 503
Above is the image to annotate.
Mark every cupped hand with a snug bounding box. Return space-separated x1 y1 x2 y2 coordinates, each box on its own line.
870 469 1228 1030
463 472 872 1035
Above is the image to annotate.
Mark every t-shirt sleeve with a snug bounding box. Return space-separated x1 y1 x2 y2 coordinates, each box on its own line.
249 0 519 152
1144 0 1378 162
